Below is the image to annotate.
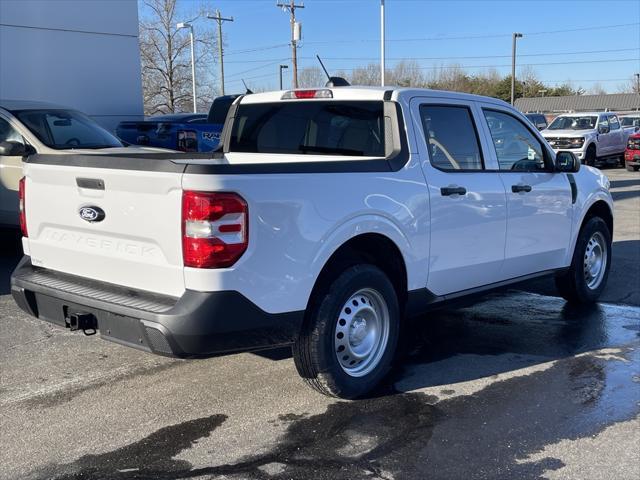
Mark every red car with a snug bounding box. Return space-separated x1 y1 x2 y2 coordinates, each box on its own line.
624 133 640 171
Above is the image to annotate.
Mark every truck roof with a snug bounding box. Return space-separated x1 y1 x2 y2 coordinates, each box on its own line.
239 86 512 108
554 112 604 117
0 99 72 112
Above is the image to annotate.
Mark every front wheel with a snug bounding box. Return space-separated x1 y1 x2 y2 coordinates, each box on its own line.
584 145 597 167
555 216 611 303
293 264 400 398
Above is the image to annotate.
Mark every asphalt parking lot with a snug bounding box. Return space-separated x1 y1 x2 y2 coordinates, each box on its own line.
1 168 638 480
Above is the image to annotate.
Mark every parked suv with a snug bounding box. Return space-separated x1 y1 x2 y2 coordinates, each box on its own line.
541 112 628 167
11 87 613 398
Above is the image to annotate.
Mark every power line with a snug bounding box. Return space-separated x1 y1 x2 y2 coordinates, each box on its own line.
297 47 640 62
226 72 275 84
298 58 638 72
226 59 289 79
225 43 289 56
221 47 639 64
303 22 640 45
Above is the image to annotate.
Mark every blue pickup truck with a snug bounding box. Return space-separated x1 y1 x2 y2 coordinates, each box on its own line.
116 95 239 152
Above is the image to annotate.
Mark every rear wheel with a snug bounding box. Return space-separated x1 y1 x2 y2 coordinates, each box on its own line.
555 216 611 303
293 264 400 398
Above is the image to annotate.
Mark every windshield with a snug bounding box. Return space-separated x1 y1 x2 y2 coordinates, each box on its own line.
229 101 385 156
620 117 640 127
547 116 597 130
13 109 123 149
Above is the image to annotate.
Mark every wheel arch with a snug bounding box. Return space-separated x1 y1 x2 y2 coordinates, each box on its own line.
306 232 409 314
581 199 613 237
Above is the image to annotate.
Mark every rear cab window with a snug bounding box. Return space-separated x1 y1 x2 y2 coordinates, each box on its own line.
419 105 484 171
229 101 385 157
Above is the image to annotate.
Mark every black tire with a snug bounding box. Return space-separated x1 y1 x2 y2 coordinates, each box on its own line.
584 144 597 167
555 216 611 304
627 164 640 172
292 264 400 399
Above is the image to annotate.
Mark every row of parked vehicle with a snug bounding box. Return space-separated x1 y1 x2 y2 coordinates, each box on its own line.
8 83 619 398
525 111 640 170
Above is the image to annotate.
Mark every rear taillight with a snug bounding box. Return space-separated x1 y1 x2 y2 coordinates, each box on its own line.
182 191 248 268
177 130 198 152
18 177 27 237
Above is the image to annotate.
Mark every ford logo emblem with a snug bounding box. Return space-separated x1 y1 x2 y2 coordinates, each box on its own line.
79 206 105 223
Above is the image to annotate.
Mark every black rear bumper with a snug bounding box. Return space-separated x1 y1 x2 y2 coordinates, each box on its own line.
10 256 303 357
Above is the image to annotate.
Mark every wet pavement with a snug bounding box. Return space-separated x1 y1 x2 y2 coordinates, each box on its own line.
1 168 639 480
3 292 637 480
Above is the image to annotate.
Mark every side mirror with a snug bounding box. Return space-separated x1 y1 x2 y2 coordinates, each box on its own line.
555 151 580 173
598 125 610 134
0 141 35 157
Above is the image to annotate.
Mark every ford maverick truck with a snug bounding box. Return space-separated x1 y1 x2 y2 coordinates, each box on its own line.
11 87 614 398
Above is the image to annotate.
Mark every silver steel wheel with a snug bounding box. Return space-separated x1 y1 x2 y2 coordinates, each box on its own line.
584 231 607 290
334 288 390 378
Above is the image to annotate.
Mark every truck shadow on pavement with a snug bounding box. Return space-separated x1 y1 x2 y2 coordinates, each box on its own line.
29 294 640 480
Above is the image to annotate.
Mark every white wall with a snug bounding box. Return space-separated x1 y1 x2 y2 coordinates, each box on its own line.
0 0 143 131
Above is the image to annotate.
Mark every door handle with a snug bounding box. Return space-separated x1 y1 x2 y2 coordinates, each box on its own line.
511 184 532 193
440 186 467 196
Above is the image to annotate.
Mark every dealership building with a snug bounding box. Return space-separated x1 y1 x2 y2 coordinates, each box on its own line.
0 0 143 131
515 93 640 115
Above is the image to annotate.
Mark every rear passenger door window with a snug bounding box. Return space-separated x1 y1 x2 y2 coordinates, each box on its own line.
419 105 483 171
483 110 548 171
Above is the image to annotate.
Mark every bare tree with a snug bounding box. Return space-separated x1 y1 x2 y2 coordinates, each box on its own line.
298 67 326 88
388 60 424 87
139 0 217 115
588 83 608 95
616 75 640 94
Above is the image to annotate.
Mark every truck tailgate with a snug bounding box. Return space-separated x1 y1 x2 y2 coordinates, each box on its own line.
24 161 185 297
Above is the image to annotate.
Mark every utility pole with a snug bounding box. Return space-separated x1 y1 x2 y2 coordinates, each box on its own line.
380 0 385 86
279 64 289 90
511 32 523 105
207 10 234 95
277 1 304 88
635 73 640 94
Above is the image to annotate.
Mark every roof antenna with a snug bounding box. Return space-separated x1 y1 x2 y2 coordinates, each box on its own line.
316 54 331 81
316 54 350 87
241 79 253 94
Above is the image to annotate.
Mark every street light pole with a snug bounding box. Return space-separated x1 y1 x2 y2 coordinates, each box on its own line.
380 0 385 86
511 32 523 106
279 64 288 90
177 22 197 112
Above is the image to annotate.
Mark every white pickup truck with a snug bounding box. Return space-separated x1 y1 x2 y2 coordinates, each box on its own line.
11 86 614 398
541 112 628 167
